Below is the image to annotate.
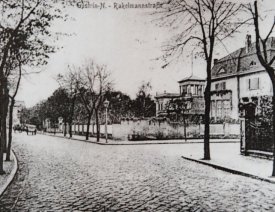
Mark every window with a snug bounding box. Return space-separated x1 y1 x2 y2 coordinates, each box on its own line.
250 61 257 66
223 101 231 117
198 86 202 96
221 82 226 90
248 78 260 90
191 86 195 95
211 101 216 118
251 97 258 105
215 82 226 90
216 101 222 117
217 68 226 75
186 102 192 109
215 83 219 90
242 97 249 102
182 86 187 95
187 85 191 94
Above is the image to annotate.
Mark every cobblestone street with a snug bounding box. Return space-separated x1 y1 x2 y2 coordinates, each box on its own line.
0 134 275 211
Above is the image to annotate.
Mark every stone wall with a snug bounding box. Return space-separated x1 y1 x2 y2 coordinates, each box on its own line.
56 120 240 140
199 123 240 137
112 120 240 140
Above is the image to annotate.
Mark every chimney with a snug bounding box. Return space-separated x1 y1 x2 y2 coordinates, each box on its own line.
246 34 252 53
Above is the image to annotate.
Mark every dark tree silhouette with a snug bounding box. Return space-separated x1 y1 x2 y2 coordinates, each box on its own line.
104 90 133 123
47 88 71 136
0 0 65 174
132 81 156 118
247 1 275 176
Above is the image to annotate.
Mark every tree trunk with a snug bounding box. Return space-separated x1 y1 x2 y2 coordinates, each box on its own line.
63 120 67 137
69 97 76 138
0 100 5 174
92 123 94 135
203 77 211 160
95 110 100 142
272 85 275 176
6 98 15 161
3 114 7 154
85 113 92 141
3 93 9 154
183 114 187 142
0 81 8 174
0 112 2 174
69 122 72 138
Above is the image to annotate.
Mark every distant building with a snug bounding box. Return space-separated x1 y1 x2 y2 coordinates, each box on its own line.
155 75 205 121
43 118 51 130
155 92 180 117
9 100 25 126
178 75 205 117
178 75 205 97
210 35 275 121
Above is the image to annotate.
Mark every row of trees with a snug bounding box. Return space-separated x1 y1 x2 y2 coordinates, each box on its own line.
22 61 156 141
0 0 66 174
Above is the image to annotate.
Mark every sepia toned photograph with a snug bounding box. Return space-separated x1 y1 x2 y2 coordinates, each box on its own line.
0 0 275 211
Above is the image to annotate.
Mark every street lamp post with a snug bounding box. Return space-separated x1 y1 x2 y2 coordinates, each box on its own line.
103 99 109 143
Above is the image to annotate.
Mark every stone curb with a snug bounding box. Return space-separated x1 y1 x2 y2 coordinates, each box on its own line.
46 133 239 146
0 150 19 197
181 156 275 184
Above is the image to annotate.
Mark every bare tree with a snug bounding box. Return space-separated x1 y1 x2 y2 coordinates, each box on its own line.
78 60 112 141
247 1 275 176
57 66 81 138
157 0 248 160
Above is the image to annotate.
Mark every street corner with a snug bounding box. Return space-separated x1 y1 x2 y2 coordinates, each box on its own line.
0 150 18 197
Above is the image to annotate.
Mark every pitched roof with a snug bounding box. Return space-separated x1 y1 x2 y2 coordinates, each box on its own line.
212 37 275 80
155 92 180 99
178 75 205 83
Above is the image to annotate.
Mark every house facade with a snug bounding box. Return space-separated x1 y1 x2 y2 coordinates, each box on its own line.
210 35 275 122
178 75 205 98
155 75 205 121
178 75 205 116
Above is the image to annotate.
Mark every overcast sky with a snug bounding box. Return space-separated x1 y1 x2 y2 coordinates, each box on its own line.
16 0 275 107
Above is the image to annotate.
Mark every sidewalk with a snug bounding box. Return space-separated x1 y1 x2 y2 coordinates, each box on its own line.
0 151 18 197
43 132 240 145
179 143 275 184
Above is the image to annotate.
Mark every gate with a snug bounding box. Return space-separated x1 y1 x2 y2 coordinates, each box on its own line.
245 119 273 152
240 102 273 154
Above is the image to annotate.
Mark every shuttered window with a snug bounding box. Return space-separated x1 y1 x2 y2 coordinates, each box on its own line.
248 78 260 90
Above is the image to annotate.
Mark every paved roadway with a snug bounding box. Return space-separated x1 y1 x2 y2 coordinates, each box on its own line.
0 133 275 211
